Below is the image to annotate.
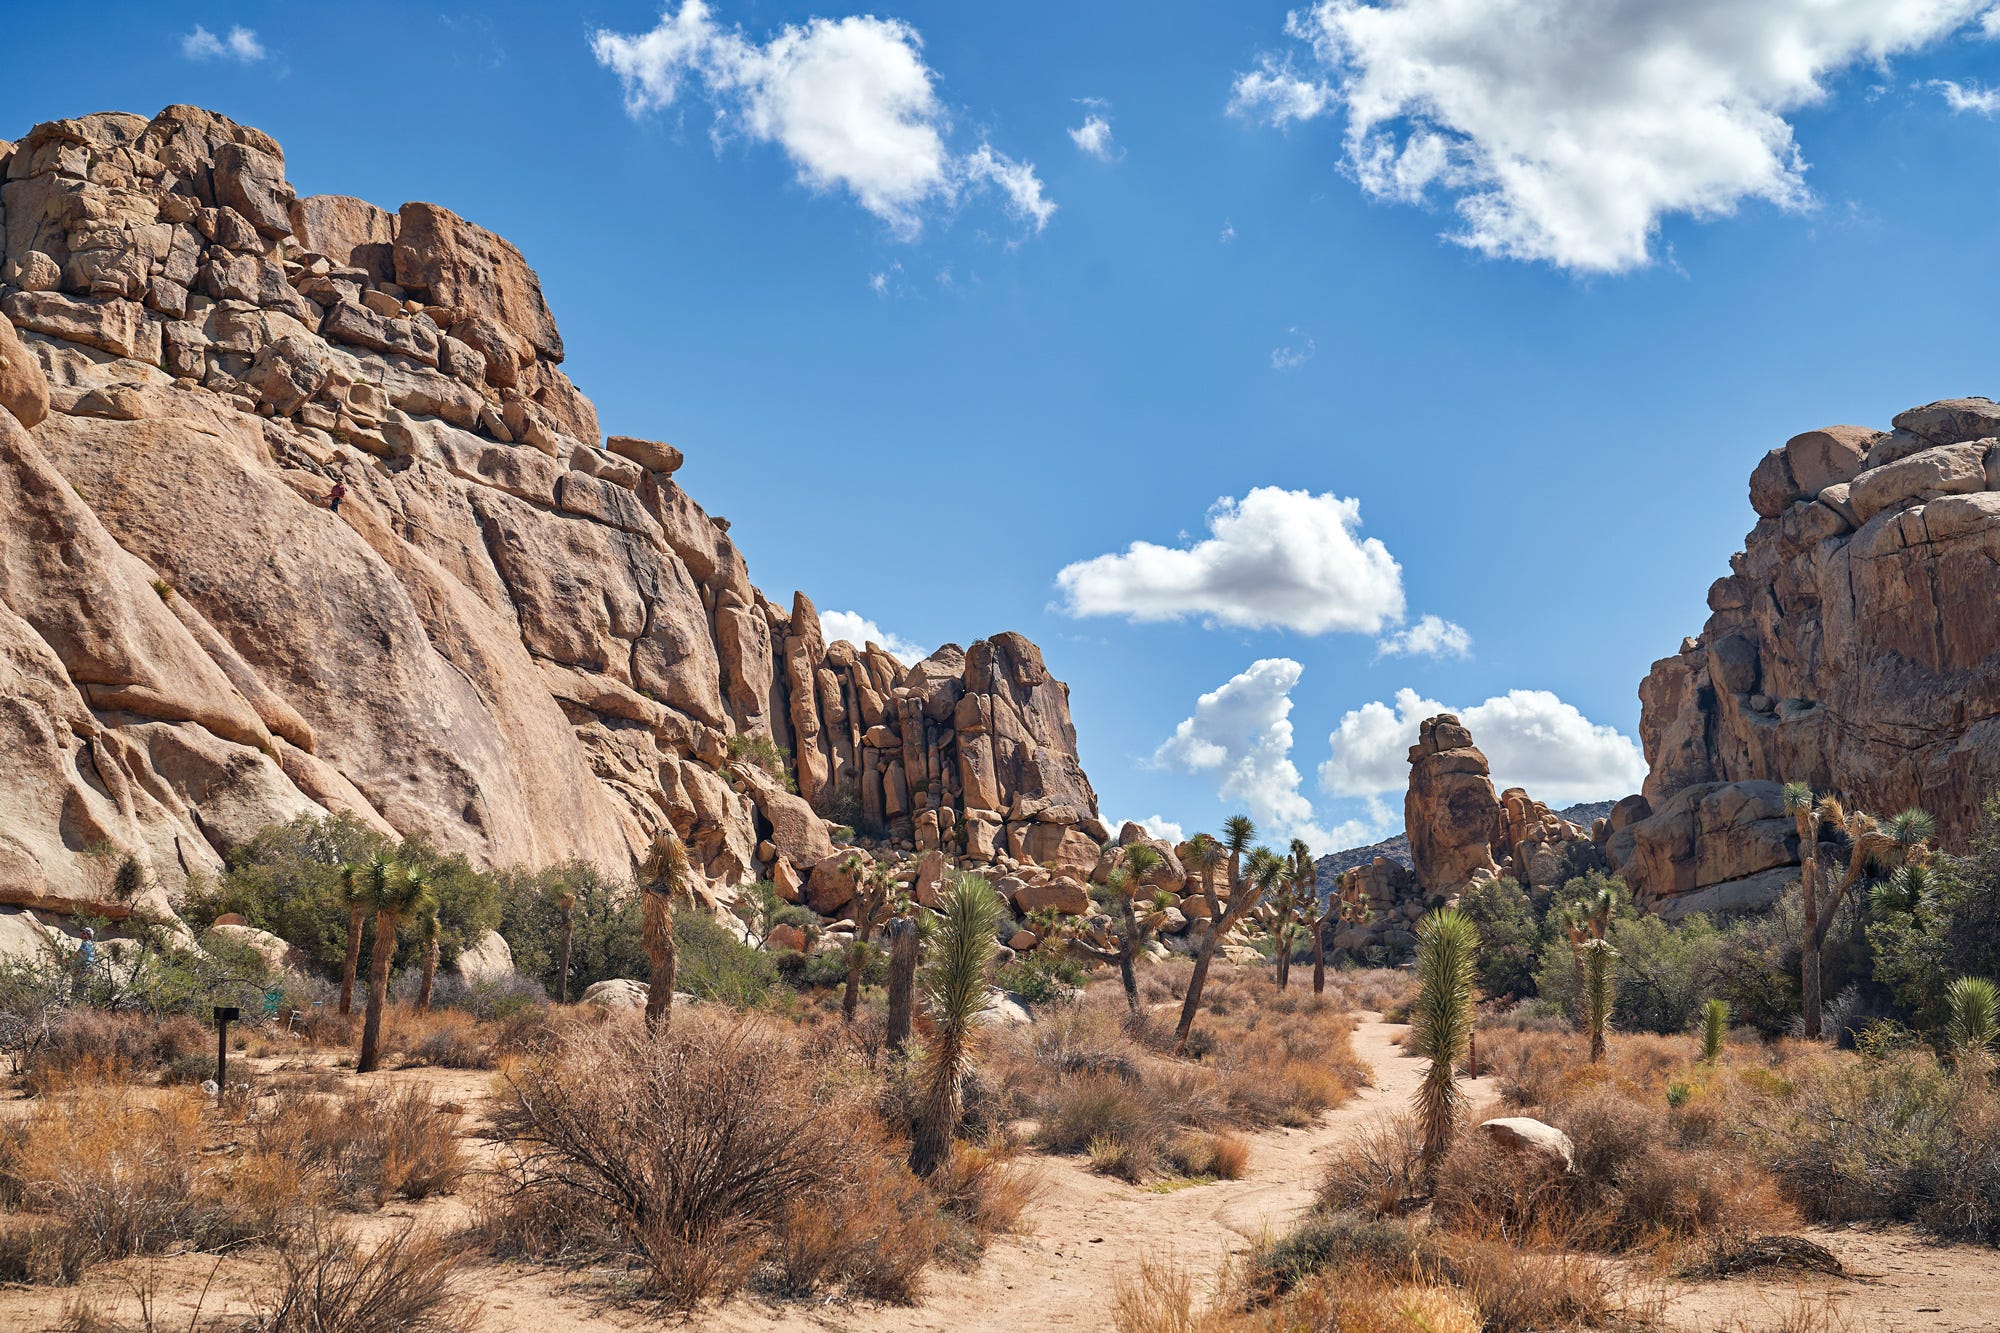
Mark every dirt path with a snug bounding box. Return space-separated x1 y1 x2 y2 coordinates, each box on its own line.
699 1014 1499 1333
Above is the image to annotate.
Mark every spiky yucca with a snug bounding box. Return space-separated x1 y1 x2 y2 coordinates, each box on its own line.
357 862 432 1074
1700 997 1728 1065
1945 976 1999 1069
1411 908 1479 1184
1581 937 1618 1064
641 833 692 1032
910 874 1005 1177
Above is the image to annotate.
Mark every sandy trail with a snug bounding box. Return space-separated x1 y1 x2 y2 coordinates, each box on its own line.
698 1014 1498 1333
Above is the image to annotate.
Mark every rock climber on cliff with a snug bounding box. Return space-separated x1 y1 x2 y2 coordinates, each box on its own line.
327 480 346 513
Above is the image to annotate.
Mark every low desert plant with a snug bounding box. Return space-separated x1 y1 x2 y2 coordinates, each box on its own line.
1411 908 1479 1183
260 1218 479 1332
1702 996 1729 1064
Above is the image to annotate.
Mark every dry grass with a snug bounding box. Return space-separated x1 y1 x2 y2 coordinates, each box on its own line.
987 977 1366 1183
255 1084 467 1206
261 1218 480 1332
19 1012 211 1094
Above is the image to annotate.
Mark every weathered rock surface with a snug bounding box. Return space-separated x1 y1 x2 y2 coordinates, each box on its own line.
0 106 1104 939
1615 400 2000 912
1405 715 1503 894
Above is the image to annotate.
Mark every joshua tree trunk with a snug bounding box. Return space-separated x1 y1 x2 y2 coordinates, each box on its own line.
1117 894 1142 1014
557 904 574 1004
1312 915 1327 995
1276 933 1291 989
1175 926 1221 1051
356 907 401 1073
1582 938 1617 1063
885 917 919 1055
417 934 438 1012
643 890 676 1032
339 900 365 1016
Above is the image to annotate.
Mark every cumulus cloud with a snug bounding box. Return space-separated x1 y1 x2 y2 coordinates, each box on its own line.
182 24 265 62
818 610 926 664
1935 78 2000 113
1155 659 1319 836
1318 686 1645 806
1054 487 1405 635
1230 0 1991 272
592 1 1051 237
1070 111 1117 160
1376 613 1472 659
1271 328 1316 369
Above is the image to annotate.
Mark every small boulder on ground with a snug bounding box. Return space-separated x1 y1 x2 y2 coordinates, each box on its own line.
1478 1116 1576 1172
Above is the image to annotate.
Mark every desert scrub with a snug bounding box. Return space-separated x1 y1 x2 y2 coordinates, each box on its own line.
481 1011 1020 1308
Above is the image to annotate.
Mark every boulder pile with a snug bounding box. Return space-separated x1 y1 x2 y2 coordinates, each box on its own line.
1610 402 2000 916
0 106 1106 949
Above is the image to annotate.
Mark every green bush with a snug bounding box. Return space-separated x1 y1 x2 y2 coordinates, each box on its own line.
1458 877 1539 1001
996 950 1087 1007
673 908 779 1007
183 814 500 981
491 861 646 1000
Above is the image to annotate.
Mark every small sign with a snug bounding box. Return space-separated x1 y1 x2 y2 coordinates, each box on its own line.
213 1005 240 1025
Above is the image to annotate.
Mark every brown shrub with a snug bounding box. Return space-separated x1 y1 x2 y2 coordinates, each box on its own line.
261 1218 479 1332
255 1085 466 1206
1318 1113 1423 1216
0 1087 275 1283
21 1012 209 1094
389 1009 492 1069
486 1012 947 1307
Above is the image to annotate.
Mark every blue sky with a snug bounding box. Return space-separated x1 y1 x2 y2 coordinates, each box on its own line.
7 2 1999 851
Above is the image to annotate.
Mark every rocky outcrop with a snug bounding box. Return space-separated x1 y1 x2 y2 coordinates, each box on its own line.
1405 715 1504 894
1613 399 2000 915
0 106 1104 935
1403 714 1601 899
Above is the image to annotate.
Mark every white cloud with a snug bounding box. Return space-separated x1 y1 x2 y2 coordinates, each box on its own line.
592 2 1050 238
1231 0 1990 272
1935 78 2000 113
1112 814 1186 844
1983 4 2000 36
1376 613 1471 659
1155 659 1318 836
182 24 265 62
1318 686 1644 807
962 143 1056 231
1220 218 1237 243
1054 486 1405 635
1069 112 1117 160
1271 328 1316 369
819 610 926 665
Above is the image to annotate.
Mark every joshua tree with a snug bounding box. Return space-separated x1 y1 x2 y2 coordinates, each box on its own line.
885 915 920 1055
336 860 379 1017
1411 907 1479 1185
1700 997 1729 1065
843 863 898 1023
357 862 432 1074
415 906 441 1012
555 885 577 1004
910 874 1004 1177
1581 937 1618 1063
1175 823 1271 1053
640 831 693 1032
1785 783 1935 1038
1945 976 1999 1071
1284 839 1329 995
1065 842 1165 1015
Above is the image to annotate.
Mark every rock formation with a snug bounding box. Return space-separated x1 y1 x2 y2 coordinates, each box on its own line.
1404 714 1601 899
0 106 1104 945
1611 399 2000 916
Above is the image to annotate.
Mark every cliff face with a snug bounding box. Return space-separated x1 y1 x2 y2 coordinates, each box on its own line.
1609 401 2000 916
0 106 1101 932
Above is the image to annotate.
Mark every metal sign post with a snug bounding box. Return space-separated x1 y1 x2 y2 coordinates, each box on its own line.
213 1005 240 1087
